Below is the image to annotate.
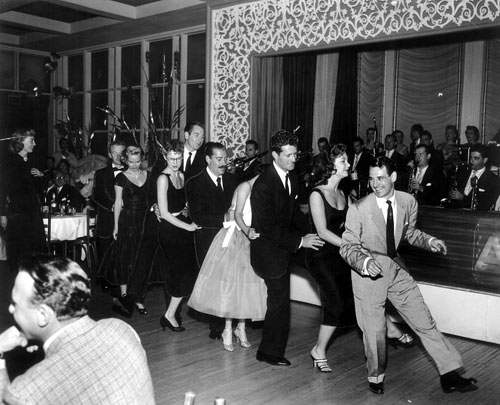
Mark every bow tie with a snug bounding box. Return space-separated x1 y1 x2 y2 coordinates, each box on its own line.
113 167 125 172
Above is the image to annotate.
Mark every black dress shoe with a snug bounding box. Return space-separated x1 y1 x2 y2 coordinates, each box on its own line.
111 298 133 318
160 316 185 332
256 351 291 366
368 382 384 395
440 371 478 393
209 330 222 340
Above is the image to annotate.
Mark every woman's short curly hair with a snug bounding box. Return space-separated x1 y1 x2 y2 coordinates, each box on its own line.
164 139 184 155
9 128 35 154
18 255 90 320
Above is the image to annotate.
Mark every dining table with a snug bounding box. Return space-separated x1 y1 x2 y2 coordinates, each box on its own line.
44 213 88 241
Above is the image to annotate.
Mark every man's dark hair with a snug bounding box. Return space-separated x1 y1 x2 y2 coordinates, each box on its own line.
445 125 459 138
366 127 375 134
184 121 204 134
415 143 431 155
317 137 329 145
353 137 364 146
369 156 397 176
410 124 424 136
270 129 298 154
204 142 225 158
471 144 489 160
422 130 433 140
385 133 396 143
18 256 90 320
246 139 259 149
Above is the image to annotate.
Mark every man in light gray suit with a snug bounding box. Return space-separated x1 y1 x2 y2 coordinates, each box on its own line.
340 156 477 396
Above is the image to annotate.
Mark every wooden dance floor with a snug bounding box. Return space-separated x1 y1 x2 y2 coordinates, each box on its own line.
0 261 499 404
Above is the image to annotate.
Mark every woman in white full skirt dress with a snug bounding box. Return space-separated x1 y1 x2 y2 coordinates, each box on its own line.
188 175 267 352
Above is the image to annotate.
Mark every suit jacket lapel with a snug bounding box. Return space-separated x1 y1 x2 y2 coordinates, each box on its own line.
369 194 386 238
395 193 406 245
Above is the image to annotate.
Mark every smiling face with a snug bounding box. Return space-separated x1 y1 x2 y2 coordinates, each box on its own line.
332 152 350 178
273 144 297 172
206 148 227 177
185 125 205 152
9 272 39 340
369 165 396 199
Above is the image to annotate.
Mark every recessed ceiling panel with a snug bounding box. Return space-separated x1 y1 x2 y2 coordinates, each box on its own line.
16 1 97 23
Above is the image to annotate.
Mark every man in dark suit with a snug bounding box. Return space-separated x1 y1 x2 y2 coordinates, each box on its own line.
349 137 372 198
92 141 126 261
420 130 444 169
250 130 324 367
183 121 207 180
449 144 500 211
384 133 407 191
186 142 239 338
409 144 447 206
46 170 84 212
340 156 477 395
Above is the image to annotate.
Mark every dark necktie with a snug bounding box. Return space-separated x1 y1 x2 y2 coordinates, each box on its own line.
285 173 290 195
470 175 478 210
216 177 223 192
185 152 192 173
386 200 396 259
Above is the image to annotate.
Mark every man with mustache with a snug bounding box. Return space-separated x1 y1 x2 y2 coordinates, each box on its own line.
186 142 239 338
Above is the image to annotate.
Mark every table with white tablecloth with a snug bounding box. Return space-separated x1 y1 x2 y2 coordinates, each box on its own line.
43 213 87 241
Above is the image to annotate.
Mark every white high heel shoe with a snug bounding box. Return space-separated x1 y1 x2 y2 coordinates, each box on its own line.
222 328 234 352
233 327 251 348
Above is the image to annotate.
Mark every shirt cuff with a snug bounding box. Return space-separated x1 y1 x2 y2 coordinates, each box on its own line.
362 257 371 276
428 237 436 249
0 359 5 370
298 237 303 249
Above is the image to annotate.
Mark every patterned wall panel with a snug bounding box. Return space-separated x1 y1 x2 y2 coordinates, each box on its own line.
210 0 500 155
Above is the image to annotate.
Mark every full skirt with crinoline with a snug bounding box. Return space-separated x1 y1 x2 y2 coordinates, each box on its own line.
188 224 267 320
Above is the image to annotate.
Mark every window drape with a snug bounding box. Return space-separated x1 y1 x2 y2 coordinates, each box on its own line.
330 48 358 147
484 40 500 142
312 52 338 153
251 56 284 162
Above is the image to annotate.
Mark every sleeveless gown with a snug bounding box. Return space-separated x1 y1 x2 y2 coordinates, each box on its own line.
158 173 199 297
305 189 356 327
188 196 267 320
99 172 149 285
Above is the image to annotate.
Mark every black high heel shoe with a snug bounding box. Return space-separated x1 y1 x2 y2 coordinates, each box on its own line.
160 315 185 332
388 333 415 348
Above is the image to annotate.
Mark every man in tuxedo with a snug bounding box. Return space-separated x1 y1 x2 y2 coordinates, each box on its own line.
250 130 324 367
349 137 372 198
183 121 207 180
420 130 444 169
186 142 239 338
340 156 477 395
409 144 447 206
0 255 154 404
92 141 126 261
384 133 407 191
449 144 500 211
46 170 83 212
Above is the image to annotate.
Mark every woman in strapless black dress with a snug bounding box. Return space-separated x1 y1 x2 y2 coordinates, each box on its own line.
306 146 357 373
157 139 200 332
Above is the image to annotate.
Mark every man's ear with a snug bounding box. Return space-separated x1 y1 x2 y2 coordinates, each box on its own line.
205 155 211 165
37 304 55 328
390 170 398 184
483 157 489 165
271 151 278 161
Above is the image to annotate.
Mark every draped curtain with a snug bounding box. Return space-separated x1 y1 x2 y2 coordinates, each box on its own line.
358 50 385 141
312 52 338 153
251 56 284 162
281 53 317 153
330 48 358 146
484 40 500 141
395 44 460 144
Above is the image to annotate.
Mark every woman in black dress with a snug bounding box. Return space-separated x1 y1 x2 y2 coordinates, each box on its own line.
157 140 200 332
306 145 357 373
101 146 149 302
0 129 45 271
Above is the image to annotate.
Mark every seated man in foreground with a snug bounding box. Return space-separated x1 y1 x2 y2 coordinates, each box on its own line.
0 255 155 404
